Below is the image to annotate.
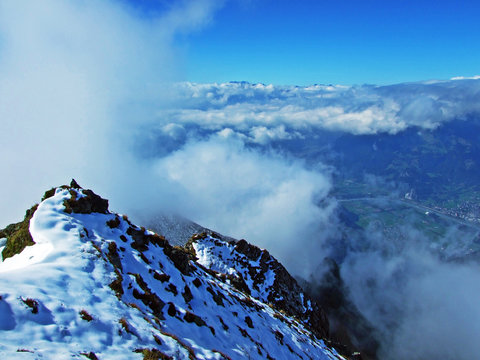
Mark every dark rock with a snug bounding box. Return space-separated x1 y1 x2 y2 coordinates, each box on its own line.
42 187 57 201
132 282 165 321
167 302 177 317
106 242 123 271
218 316 229 331
166 283 178 296
206 286 225 307
133 349 172 360
274 330 284 344
228 273 251 295
109 272 124 299
163 247 195 275
266 258 330 339
127 226 168 253
226 237 329 339
127 227 149 252
234 239 262 261
184 311 206 327
106 216 120 229
182 285 193 303
139 252 151 264
153 271 170 283
64 189 109 214
70 179 81 189
22 298 39 314
79 310 93 322
80 352 98 360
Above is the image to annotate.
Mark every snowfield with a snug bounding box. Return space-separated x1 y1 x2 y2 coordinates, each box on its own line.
0 186 345 360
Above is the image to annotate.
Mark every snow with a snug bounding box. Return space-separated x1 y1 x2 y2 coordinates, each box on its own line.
193 237 277 300
0 189 71 272
0 187 345 360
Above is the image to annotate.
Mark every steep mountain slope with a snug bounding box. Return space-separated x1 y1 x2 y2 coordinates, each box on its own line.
140 213 235 247
0 182 347 360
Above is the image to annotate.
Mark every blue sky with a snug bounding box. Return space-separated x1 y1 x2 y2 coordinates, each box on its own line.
115 0 479 85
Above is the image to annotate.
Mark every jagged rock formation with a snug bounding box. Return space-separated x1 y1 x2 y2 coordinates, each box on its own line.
191 236 330 340
0 182 349 359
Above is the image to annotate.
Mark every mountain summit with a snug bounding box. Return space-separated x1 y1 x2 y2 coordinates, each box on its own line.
0 182 349 359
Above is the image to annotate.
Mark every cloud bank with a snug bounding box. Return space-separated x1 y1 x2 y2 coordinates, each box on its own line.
156 79 480 143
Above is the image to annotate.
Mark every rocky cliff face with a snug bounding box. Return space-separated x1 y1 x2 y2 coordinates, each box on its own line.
0 182 348 360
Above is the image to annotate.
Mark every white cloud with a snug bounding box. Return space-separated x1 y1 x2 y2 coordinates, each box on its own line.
341 226 480 360
451 75 480 80
157 79 480 143
148 135 337 276
162 123 186 140
249 125 294 144
0 0 223 226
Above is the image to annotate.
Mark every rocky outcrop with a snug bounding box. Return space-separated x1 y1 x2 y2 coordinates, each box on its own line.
0 204 38 260
64 188 109 215
191 235 330 340
235 239 330 339
43 180 109 215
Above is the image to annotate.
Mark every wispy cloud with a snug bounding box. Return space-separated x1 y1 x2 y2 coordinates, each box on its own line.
148 135 337 275
341 224 480 359
0 0 223 225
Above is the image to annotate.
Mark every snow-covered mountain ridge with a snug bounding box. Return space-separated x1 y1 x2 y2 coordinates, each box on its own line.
0 182 348 359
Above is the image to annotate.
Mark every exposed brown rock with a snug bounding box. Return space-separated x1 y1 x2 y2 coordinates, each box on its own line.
182 285 193 303
107 242 123 271
184 311 206 327
64 188 109 214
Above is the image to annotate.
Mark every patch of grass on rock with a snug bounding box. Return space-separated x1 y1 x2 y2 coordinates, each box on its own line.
1 204 38 261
